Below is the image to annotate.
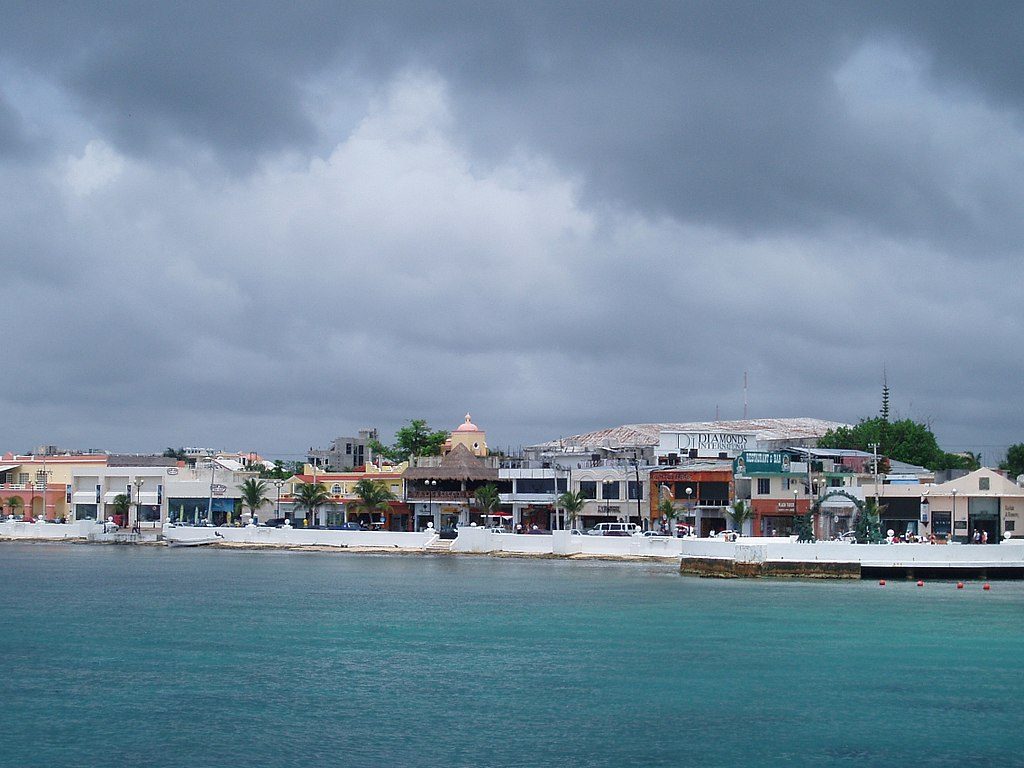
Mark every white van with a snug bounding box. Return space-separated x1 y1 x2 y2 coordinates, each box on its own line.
587 522 641 537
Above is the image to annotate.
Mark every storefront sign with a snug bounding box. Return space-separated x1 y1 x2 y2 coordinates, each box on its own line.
734 451 791 476
658 431 756 458
211 483 227 495
166 467 179 475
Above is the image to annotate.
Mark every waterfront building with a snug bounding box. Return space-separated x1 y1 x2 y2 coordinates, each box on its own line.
651 462 735 536
277 462 409 529
70 456 176 528
404 445 499 530
70 457 254 528
0 452 107 521
862 468 1024 543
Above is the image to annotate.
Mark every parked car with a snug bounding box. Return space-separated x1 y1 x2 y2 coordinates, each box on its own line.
339 521 367 531
438 526 459 539
587 522 641 537
261 518 288 528
643 530 672 537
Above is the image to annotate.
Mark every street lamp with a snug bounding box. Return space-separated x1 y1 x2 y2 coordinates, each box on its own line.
951 488 958 541
133 478 145 535
206 459 217 526
273 479 285 523
685 486 694 534
425 479 437 530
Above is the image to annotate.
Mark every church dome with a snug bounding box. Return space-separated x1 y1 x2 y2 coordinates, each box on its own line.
455 413 480 432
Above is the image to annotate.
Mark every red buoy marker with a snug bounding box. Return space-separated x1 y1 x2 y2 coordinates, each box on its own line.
879 579 886 586
957 582 964 589
983 583 991 591
917 580 924 587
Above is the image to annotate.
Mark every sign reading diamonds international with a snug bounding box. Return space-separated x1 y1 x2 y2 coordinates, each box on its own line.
657 430 757 458
733 451 791 476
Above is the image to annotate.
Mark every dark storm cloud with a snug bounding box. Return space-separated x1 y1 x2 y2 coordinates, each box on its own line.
0 2 1021 457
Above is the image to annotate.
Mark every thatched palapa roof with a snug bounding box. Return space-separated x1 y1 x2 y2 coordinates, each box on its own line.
402 444 498 482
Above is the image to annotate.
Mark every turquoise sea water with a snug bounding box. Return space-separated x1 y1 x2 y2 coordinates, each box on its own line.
1 543 1023 768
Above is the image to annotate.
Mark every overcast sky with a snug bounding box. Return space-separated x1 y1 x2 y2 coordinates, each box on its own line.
1 2 1021 461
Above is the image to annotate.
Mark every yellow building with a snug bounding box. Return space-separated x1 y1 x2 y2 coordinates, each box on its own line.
0 453 107 520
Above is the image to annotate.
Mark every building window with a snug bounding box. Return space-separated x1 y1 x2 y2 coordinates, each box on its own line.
783 478 791 490
579 481 597 499
627 481 644 500
701 482 730 505
602 481 620 500
18 473 29 485
757 478 771 495
517 478 555 494
346 443 352 454
331 484 342 495
75 504 98 520
1005 520 1015 531
979 477 990 491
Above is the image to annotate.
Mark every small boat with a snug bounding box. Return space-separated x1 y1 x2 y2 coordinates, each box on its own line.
167 537 221 548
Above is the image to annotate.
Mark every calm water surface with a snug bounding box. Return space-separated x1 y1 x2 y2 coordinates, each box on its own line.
1 543 1023 767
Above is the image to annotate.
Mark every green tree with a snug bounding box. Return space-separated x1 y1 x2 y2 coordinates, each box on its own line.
557 490 585 530
794 511 815 543
109 493 131 524
372 419 449 462
162 447 189 461
1000 444 1024 479
855 499 884 544
4 495 24 518
293 482 330 527
819 417 971 471
473 483 501 525
352 478 396 525
239 478 270 521
728 500 752 535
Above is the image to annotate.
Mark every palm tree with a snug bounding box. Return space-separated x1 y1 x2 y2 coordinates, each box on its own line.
352 479 396 527
293 482 330 527
557 490 585 531
4 495 24 519
657 499 680 533
728 500 752 536
239 478 270 523
109 493 131 526
473 483 501 526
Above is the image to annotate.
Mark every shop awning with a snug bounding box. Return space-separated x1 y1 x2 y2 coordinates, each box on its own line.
0 464 19 473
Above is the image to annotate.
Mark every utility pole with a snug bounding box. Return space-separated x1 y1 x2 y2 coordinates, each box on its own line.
868 442 880 508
